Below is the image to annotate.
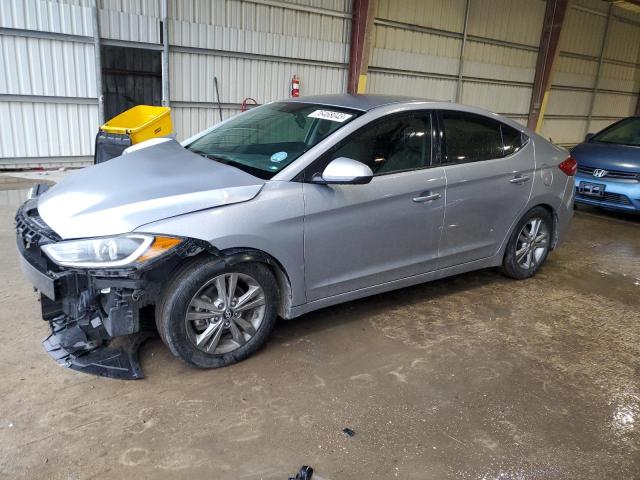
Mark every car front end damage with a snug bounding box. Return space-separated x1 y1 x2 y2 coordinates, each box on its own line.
15 198 205 379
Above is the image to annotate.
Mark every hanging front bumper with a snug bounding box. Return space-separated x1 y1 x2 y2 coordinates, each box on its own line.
43 318 154 380
16 199 155 380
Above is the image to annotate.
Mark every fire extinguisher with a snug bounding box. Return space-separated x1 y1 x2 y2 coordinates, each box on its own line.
291 74 300 97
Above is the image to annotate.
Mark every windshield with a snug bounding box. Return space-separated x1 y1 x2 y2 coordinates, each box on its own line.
591 117 640 147
186 102 362 179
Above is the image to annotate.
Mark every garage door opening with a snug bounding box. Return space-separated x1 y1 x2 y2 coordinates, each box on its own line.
101 45 162 121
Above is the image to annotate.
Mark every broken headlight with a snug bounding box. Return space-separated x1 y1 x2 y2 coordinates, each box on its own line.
41 234 182 268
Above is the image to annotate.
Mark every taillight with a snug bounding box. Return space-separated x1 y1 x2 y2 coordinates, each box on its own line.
558 156 577 176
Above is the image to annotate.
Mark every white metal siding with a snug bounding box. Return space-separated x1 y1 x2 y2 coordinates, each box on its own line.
466 0 545 47
0 0 350 166
1 0 98 165
0 0 93 36
98 8 161 43
367 71 457 100
552 56 599 89
540 118 588 145
369 0 545 118
605 18 640 64
599 63 640 93
0 35 96 97
167 0 350 140
545 90 592 116
462 43 537 83
375 0 466 32
372 27 460 76
461 82 532 115
560 7 607 57
170 19 348 63
171 52 347 104
2 0 638 166
172 0 350 44
100 0 162 17
592 92 638 118
0 102 98 158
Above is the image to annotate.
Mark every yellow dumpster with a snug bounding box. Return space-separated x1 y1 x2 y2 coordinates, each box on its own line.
95 105 173 164
101 105 173 144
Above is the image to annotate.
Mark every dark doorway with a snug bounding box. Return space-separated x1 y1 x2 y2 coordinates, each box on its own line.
101 45 162 121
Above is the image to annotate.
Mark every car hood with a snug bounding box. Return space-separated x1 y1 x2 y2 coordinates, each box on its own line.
571 142 640 172
38 139 265 239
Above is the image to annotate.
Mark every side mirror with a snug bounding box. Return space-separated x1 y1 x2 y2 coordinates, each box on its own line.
585 133 595 142
313 157 373 185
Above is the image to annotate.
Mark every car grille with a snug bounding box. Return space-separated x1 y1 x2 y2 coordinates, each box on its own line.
15 199 61 246
577 165 639 180
575 189 633 206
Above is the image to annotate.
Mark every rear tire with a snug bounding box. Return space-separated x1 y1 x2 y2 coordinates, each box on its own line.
502 207 553 280
156 257 278 368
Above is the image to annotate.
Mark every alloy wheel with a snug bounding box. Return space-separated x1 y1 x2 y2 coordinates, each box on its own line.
184 272 265 354
515 217 550 270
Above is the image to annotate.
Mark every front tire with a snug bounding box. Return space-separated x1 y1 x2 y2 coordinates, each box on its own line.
156 258 278 368
502 207 553 280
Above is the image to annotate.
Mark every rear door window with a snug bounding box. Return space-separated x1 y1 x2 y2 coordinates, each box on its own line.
440 111 526 164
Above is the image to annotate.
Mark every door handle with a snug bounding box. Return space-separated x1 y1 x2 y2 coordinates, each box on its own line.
509 175 530 184
413 192 441 203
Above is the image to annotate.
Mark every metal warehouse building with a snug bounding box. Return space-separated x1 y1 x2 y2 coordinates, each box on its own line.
0 0 639 168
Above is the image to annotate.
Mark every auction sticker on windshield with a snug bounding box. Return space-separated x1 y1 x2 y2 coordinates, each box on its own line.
308 110 353 123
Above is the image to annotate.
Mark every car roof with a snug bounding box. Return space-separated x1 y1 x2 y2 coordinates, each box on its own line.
285 94 432 111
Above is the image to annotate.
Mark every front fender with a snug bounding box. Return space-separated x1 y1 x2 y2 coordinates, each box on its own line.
135 181 306 307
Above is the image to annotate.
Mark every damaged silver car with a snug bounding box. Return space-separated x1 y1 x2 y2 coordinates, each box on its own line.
15 95 576 379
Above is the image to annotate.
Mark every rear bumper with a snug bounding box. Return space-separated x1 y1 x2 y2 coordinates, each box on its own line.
574 174 640 212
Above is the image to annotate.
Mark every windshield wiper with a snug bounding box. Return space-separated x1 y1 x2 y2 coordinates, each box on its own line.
190 150 234 163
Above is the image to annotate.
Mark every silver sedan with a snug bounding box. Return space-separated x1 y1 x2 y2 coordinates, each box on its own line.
16 95 575 378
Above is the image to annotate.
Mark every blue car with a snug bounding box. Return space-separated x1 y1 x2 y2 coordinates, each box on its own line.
572 116 640 213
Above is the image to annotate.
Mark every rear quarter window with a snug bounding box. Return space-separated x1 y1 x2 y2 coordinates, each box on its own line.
500 123 527 156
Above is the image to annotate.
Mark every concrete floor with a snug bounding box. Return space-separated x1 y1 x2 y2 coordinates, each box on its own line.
0 176 638 480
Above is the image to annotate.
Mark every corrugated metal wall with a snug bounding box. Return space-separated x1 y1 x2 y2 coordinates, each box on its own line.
0 0 350 167
368 0 545 126
0 0 98 166
1 0 639 168
169 0 351 140
540 0 640 146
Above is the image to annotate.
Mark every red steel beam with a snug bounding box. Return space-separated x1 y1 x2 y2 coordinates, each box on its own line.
527 0 570 131
347 0 375 94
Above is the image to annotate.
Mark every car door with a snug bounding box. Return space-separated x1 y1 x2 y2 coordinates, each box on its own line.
436 110 534 266
302 111 446 302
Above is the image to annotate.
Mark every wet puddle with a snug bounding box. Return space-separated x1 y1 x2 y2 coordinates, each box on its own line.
548 262 640 307
0 176 51 208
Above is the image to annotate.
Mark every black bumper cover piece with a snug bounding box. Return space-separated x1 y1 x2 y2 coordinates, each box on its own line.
43 325 155 380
